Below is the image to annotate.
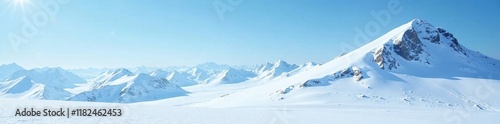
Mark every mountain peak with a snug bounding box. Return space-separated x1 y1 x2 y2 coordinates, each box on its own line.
0 63 26 81
206 67 255 84
152 69 167 73
0 63 25 71
348 18 498 72
196 62 231 71
1 63 22 67
134 73 151 80
92 68 134 88
273 59 292 68
150 69 170 78
409 18 433 27
189 67 207 74
111 68 133 75
273 59 296 68
410 18 423 25
256 60 299 78
274 59 286 64
303 62 319 66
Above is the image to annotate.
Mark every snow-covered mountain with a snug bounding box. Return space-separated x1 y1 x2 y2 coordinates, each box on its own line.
91 68 134 89
149 69 171 78
0 76 71 100
285 62 321 76
196 62 232 71
69 73 188 103
186 67 212 81
6 67 86 89
0 67 81 100
166 71 199 87
129 66 159 74
67 68 111 80
204 68 256 84
150 68 215 87
194 19 500 110
257 60 300 78
0 63 25 81
0 76 35 94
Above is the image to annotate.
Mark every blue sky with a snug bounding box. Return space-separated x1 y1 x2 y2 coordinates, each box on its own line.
1 0 499 69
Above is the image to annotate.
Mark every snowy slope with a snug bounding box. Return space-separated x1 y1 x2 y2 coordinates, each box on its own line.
69 73 188 103
192 19 500 110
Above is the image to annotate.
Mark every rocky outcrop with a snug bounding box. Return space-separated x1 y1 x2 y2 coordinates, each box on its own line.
374 45 399 70
299 67 364 88
437 28 467 56
393 29 425 61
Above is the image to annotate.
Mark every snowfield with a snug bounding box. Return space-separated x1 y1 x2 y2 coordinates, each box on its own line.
1 19 500 123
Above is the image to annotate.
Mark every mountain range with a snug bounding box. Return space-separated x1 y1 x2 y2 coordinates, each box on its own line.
0 58 316 102
0 19 499 111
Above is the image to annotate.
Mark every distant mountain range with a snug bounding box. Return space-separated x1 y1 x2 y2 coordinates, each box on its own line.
0 59 319 102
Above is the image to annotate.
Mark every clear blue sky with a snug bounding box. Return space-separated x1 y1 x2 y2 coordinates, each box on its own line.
1 0 499 69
